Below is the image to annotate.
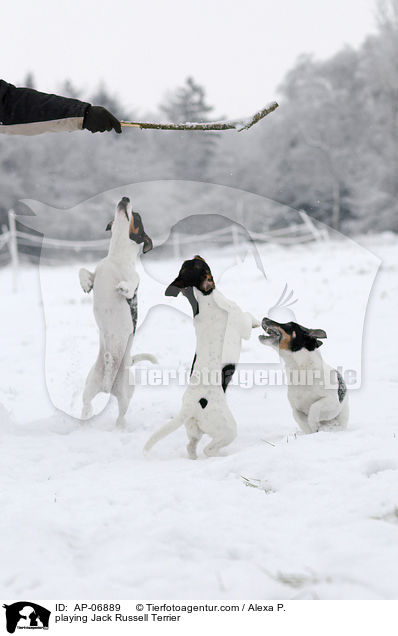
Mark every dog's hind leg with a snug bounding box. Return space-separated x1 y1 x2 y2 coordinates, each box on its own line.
203 429 236 457
307 396 338 433
203 411 237 457
292 408 313 434
81 358 102 419
113 368 134 428
185 418 202 459
101 333 123 393
115 391 131 428
103 351 116 392
321 398 349 430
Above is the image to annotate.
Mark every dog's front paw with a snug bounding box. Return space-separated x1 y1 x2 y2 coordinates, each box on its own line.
251 315 261 328
116 281 134 299
79 268 94 293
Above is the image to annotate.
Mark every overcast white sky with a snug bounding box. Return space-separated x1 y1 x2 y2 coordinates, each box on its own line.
2 0 376 118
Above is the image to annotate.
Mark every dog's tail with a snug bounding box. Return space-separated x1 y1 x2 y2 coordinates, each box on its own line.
144 413 185 453
131 353 158 365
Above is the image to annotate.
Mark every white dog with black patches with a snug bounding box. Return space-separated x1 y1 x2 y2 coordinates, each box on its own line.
144 256 259 458
79 196 155 425
259 317 349 433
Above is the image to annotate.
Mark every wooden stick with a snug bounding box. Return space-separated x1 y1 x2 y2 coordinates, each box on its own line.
121 101 278 132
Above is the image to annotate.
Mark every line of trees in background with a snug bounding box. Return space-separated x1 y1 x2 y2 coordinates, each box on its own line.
1 0 397 236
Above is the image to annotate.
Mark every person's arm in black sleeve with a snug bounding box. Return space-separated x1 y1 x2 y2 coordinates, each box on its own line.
0 79 121 135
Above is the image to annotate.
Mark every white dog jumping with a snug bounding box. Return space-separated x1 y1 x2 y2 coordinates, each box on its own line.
259 317 349 433
144 256 259 458
79 196 155 425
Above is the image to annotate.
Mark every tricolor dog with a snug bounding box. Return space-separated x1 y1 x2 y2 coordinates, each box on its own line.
259 317 349 433
79 196 155 425
144 256 259 458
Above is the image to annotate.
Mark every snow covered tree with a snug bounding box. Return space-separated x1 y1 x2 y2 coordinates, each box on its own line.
90 82 131 120
60 79 81 99
353 0 398 229
23 72 35 89
160 76 213 123
274 52 362 230
159 77 218 179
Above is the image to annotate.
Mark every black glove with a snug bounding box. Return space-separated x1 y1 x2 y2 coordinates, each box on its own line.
83 105 122 133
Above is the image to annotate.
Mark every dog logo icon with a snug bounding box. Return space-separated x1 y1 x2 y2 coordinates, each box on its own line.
268 283 298 323
2 602 51 633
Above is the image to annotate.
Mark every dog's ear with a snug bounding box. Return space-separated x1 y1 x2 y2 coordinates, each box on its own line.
142 233 153 253
165 277 185 296
194 255 206 262
105 220 113 232
308 328 327 339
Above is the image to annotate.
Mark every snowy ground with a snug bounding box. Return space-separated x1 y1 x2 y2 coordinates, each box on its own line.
0 233 397 600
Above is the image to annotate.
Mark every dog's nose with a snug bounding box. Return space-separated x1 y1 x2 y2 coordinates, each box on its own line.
117 197 130 211
262 317 273 330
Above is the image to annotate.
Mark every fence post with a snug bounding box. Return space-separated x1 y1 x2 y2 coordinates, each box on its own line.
8 209 19 292
298 210 326 242
236 199 244 226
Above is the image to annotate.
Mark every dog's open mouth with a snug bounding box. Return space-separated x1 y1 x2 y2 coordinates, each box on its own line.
258 326 281 344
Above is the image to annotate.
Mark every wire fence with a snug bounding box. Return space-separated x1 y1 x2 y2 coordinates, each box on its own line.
0 209 328 289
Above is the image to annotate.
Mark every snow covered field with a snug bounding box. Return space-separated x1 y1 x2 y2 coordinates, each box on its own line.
0 233 397 600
